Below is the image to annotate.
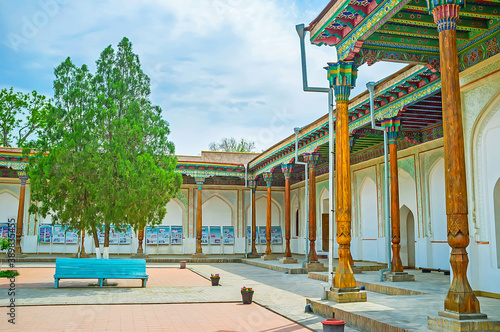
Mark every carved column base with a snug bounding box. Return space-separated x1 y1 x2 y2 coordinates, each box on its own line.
334 247 356 289
391 244 404 272
279 257 298 264
428 312 498 332
326 288 367 303
386 271 415 282
261 255 276 261
308 241 318 262
445 248 481 314
284 245 292 258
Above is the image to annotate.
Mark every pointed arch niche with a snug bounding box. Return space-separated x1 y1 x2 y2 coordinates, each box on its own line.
161 198 184 226
0 189 19 222
203 194 234 227
359 176 378 261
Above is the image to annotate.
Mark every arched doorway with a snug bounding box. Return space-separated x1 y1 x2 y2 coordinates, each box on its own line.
400 205 416 268
494 179 500 268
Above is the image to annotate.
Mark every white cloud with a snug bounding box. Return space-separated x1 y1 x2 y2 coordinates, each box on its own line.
0 0 405 155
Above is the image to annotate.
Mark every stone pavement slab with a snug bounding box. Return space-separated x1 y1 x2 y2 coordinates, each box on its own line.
0 303 310 332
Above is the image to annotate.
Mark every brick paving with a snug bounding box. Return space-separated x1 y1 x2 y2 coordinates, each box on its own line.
0 303 310 332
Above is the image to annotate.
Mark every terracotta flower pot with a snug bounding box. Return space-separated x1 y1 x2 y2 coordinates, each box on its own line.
241 290 254 304
211 277 220 286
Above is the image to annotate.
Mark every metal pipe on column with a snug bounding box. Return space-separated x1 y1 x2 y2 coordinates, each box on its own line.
367 81 392 282
294 127 309 268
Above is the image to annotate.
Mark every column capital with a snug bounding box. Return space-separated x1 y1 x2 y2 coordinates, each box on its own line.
427 0 462 32
195 176 205 190
325 61 358 103
262 172 273 187
248 179 257 192
281 163 294 180
303 153 321 168
19 175 28 185
381 118 402 143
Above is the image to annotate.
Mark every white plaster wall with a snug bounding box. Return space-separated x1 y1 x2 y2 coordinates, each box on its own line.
398 170 418 267
162 199 184 226
359 177 379 261
203 195 233 227
250 193 283 253
0 191 18 222
428 158 449 269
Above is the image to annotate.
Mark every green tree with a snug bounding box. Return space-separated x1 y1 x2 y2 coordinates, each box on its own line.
209 137 256 152
93 37 181 258
26 58 102 256
0 88 48 147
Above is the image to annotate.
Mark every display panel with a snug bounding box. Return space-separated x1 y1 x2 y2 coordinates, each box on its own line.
38 225 52 243
201 226 208 245
65 229 79 244
52 225 66 244
171 226 183 244
157 226 170 244
271 226 283 244
258 226 267 244
222 226 234 245
209 226 221 245
145 227 158 245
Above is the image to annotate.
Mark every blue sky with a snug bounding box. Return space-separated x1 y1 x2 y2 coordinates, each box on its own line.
0 0 405 155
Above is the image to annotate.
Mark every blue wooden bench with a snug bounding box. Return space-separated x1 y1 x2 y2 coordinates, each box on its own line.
54 258 148 288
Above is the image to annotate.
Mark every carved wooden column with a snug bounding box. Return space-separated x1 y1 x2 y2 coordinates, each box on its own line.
304 153 321 262
326 62 362 297
137 228 144 254
249 179 259 256
382 118 403 272
15 176 28 254
194 177 206 257
281 163 294 258
425 0 487 320
263 172 273 257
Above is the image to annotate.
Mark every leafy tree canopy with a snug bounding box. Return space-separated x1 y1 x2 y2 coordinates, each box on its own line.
26 37 182 256
209 137 256 152
0 87 49 147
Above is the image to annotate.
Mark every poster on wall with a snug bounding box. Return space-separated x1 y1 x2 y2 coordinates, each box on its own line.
65 229 79 244
271 226 283 244
146 227 158 245
210 226 221 245
171 226 183 244
118 227 132 244
258 226 267 244
52 225 66 244
223 226 234 245
247 226 251 245
158 226 170 244
98 227 105 244
109 226 119 245
201 226 208 245
0 224 9 239
38 225 52 243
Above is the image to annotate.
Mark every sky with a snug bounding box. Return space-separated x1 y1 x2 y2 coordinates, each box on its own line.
0 0 405 155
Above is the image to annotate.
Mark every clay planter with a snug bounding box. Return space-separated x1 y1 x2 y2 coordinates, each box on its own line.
241 291 254 304
211 277 220 286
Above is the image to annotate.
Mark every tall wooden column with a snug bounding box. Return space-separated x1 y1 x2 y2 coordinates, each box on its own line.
281 163 294 258
137 228 144 254
194 177 205 256
249 179 258 255
327 62 358 289
263 172 273 256
382 118 403 272
304 153 321 262
15 176 28 254
427 0 482 316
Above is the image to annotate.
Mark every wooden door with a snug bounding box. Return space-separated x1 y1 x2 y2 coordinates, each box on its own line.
322 213 329 251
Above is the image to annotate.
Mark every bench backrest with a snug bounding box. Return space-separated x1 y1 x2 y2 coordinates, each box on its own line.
55 259 147 278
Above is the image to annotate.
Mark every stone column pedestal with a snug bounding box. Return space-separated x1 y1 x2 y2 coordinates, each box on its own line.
261 255 276 261
428 312 499 332
279 257 298 264
305 261 327 271
192 253 207 258
386 271 415 282
326 288 367 303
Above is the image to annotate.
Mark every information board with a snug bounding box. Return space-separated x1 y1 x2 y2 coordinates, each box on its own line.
118 227 132 244
98 227 105 244
109 226 119 245
201 226 208 245
157 226 170 244
145 227 158 245
65 229 79 244
258 226 267 244
271 226 283 244
38 225 52 243
52 225 66 244
210 226 221 245
171 226 183 244
0 223 16 240
247 226 251 245
222 226 234 245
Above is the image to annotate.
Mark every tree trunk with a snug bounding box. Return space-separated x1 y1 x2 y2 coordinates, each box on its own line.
92 228 100 259
104 224 110 259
